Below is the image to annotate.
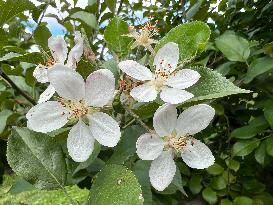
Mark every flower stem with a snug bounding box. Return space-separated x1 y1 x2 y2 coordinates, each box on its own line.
0 69 36 105
123 105 153 133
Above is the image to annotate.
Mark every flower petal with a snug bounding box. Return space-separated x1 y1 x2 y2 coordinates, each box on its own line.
66 31 84 69
33 65 48 83
88 112 121 147
48 64 85 101
26 101 70 133
160 88 193 104
153 103 177 137
130 84 157 102
176 104 215 136
153 42 179 73
181 139 215 169
67 119 95 162
149 151 176 191
48 36 68 64
85 69 115 107
118 60 153 81
136 133 164 160
165 69 200 89
38 84 55 103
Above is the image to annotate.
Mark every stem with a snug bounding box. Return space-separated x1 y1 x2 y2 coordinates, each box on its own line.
123 105 153 133
0 69 36 105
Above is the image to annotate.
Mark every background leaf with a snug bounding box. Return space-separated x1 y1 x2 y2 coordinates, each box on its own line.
104 17 131 57
155 21 211 62
7 127 67 189
215 31 250 62
88 164 143 205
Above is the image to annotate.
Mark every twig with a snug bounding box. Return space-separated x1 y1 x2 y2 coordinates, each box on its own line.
0 69 36 105
123 105 153 133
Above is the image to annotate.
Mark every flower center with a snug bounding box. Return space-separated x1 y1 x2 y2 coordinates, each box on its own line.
58 99 96 119
164 131 194 153
150 59 173 91
45 57 56 68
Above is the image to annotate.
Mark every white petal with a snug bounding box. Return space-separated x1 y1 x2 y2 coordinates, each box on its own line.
176 104 215 136
165 69 200 89
66 31 84 69
48 36 68 64
136 133 164 160
67 119 95 162
48 64 85 101
85 69 115 107
88 112 121 147
33 65 48 83
130 84 157 102
154 42 179 73
153 103 177 137
38 85 55 103
181 139 215 169
160 88 193 104
118 60 153 81
26 101 70 133
149 151 176 191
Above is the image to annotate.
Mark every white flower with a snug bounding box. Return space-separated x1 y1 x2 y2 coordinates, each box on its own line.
27 65 121 162
33 31 84 103
136 103 215 191
125 22 158 54
118 42 200 104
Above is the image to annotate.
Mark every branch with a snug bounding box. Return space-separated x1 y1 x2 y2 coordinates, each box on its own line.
0 69 36 105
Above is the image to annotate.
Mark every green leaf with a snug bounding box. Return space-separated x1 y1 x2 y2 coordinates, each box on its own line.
244 56 273 83
0 28 8 48
9 176 35 194
265 136 273 156
155 21 210 62
264 100 273 128
210 176 227 190
108 125 145 164
181 66 250 105
88 164 143 205
0 109 12 134
189 174 202 194
233 196 253 205
243 178 265 194
104 17 131 56
133 160 152 205
33 23 51 51
221 199 233 205
9 75 32 94
0 52 44 64
186 0 204 20
202 187 217 204
0 0 36 26
206 163 224 175
225 159 240 172
133 102 160 119
255 140 267 165
70 11 97 29
7 127 67 190
232 139 260 157
231 116 269 139
215 62 235 76
105 0 116 13
215 31 250 62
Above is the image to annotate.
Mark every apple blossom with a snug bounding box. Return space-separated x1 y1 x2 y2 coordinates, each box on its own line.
118 42 200 104
27 65 121 162
33 31 83 103
136 103 215 191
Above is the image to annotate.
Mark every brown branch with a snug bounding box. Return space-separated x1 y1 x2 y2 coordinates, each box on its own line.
0 69 36 105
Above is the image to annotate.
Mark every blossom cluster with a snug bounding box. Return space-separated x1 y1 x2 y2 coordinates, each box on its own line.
27 30 215 191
